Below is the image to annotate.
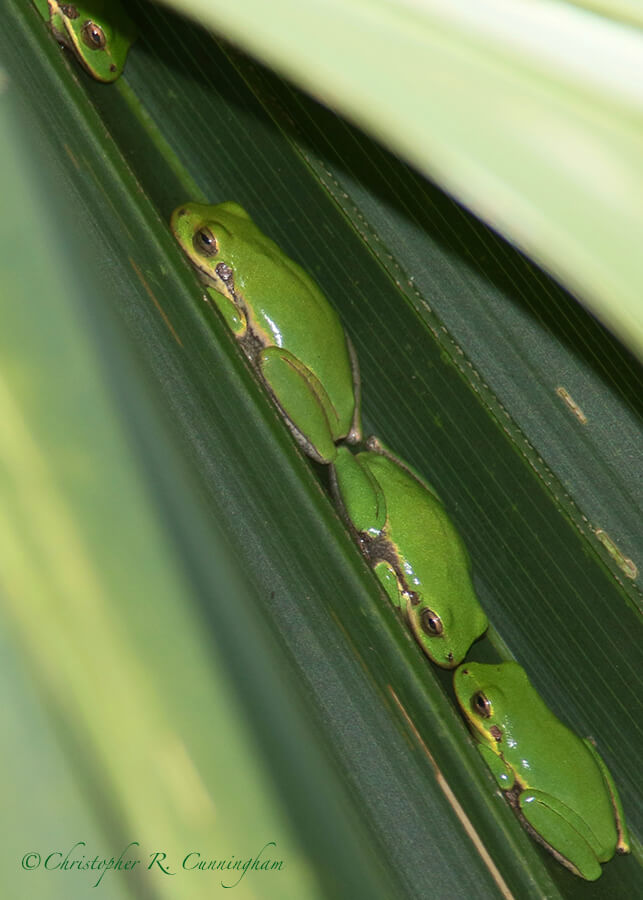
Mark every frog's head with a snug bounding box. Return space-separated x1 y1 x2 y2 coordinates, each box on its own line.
56 2 136 82
170 202 254 288
406 594 488 669
453 661 527 746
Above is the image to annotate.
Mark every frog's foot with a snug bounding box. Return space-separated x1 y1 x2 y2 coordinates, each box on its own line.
517 790 603 880
259 347 339 464
582 739 631 855
344 335 362 444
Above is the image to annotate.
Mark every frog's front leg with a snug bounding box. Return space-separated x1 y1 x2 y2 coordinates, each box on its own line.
331 461 422 618
372 561 405 610
516 790 603 881
259 347 340 464
331 448 403 609
476 743 515 789
331 446 386 531
205 285 247 335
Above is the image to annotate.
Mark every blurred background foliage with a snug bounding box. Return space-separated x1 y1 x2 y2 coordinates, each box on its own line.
1 1 641 898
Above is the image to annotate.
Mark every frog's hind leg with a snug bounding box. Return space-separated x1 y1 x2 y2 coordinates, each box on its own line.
259 346 338 464
516 790 603 880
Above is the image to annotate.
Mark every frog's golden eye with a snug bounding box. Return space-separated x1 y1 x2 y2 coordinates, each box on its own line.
472 691 492 719
81 22 107 51
193 228 218 258
420 607 443 637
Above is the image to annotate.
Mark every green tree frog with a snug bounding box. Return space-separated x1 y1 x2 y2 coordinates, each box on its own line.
171 202 361 464
33 1 135 82
330 438 488 667
454 661 630 880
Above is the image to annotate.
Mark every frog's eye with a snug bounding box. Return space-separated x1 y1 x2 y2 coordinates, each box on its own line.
193 228 218 258
81 22 107 51
420 607 443 637
472 691 492 719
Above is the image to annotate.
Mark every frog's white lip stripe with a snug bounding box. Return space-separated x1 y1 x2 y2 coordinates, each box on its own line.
190 257 219 287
